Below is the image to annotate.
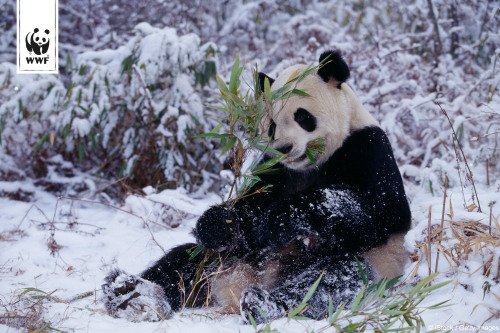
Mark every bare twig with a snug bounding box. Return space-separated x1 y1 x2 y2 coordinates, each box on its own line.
449 2 459 57
437 103 482 212
426 0 443 60
132 64 155 118
57 196 167 254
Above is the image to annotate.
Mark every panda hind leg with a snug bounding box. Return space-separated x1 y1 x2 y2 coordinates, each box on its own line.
240 256 370 324
102 269 171 322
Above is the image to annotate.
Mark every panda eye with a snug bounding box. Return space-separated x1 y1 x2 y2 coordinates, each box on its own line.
268 119 276 140
294 108 316 132
35 37 39 41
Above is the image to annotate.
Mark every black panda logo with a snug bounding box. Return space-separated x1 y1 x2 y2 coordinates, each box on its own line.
25 28 50 56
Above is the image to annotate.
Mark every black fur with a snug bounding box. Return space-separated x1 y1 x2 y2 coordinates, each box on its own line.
258 72 275 94
268 119 276 139
196 126 410 254
294 108 317 132
318 50 350 86
140 243 216 311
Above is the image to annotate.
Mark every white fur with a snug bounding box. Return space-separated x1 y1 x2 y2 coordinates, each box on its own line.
262 64 378 170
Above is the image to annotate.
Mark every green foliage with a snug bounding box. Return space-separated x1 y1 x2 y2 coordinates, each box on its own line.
305 137 326 168
250 271 450 333
199 57 319 203
326 274 450 332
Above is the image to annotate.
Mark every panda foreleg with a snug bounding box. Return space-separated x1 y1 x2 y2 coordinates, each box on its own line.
102 243 217 321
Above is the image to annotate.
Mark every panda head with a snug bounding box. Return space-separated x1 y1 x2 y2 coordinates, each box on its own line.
32 28 50 47
259 50 378 171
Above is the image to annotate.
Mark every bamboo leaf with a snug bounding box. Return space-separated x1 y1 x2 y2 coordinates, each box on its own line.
381 308 407 316
78 141 85 162
291 88 311 97
355 257 368 285
409 273 438 298
210 123 223 134
329 302 345 324
254 144 284 157
427 299 451 309
34 133 49 152
215 74 228 92
195 133 233 139
228 56 241 94
419 280 451 294
252 154 287 173
305 149 318 167
19 287 47 297
188 245 205 261
247 311 257 330
349 284 366 311
343 323 362 331
220 136 237 156
264 76 272 102
288 272 323 318
328 295 334 318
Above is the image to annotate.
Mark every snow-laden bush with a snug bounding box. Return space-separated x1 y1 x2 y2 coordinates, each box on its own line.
0 23 220 197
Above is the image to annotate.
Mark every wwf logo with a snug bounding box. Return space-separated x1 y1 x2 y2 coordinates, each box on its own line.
25 28 50 55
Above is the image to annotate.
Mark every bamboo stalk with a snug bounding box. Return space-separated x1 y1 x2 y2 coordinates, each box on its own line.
428 206 432 276
486 158 490 186
435 174 448 273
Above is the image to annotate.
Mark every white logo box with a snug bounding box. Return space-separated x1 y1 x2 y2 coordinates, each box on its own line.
17 0 59 74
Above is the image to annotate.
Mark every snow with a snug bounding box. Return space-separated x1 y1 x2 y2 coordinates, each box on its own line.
1 173 499 332
1 0 499 331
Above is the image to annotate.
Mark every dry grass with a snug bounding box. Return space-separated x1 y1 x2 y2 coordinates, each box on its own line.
411 200 500 281
0 289 58 333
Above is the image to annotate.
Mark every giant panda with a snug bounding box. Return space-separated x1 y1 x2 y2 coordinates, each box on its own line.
26 28 50 55
101 50 411 324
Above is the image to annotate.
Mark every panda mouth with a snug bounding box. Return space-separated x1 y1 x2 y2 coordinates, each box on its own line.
296 154 308 162
284 153 309 166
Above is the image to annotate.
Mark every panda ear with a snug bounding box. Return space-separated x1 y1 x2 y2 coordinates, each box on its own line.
317 51 350 88
257 72 275 95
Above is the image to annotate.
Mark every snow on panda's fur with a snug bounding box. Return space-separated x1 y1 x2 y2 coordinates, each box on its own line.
101 50 411 324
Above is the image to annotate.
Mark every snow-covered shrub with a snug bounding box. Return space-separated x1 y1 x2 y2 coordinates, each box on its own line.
0 23 220 196
0 1 16 64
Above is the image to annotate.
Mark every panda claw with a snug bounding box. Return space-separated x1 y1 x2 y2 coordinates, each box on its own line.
240 287 285 325
101 270 171 322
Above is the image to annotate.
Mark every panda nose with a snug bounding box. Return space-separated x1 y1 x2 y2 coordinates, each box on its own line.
276 144 293 155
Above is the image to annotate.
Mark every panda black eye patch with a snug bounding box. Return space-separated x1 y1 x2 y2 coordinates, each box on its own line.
294 108 316 132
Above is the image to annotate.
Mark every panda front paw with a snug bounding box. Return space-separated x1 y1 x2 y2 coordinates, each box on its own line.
194 205 233 249
101 270 171 322
240 287 285 325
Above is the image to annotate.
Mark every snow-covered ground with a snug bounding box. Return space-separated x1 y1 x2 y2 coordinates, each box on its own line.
0 176 499 332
